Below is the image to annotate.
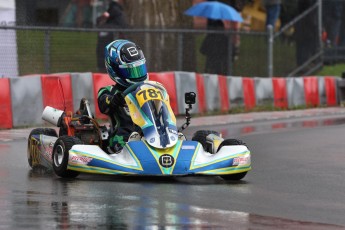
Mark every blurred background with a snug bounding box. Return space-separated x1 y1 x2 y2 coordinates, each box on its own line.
0 0 344 78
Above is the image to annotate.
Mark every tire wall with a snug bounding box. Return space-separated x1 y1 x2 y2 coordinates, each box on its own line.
287 77 305 108
227 76 244 108
91 73 114 119
242 78 256 110
174 71 199 114
10 76 43 127
0 72 339 129
149 72 178 114
324 77 337 106
203 73 221 112
71 72 94 113
255 77 274 107
0 78 13 129
303 77 320 107
272 78 288 109
41 74 74 112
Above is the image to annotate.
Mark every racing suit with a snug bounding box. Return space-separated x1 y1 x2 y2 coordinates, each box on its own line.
97 84 140 152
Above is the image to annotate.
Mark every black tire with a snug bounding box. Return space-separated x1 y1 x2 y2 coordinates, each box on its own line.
216 139 246 152
217 138 248 181
27 128 58 168
191 130 221 152
221 172 247 181
59 127 68 137
52 136 82 178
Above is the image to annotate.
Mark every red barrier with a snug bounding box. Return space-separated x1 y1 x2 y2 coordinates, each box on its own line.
242 77 256 110
195 73 207 113
92 73 115 119
41 74 73 112
218 75 230 112
149 72 178 114
324 77 337 106
0 78 13 129
303 77 319 107
272 78 288 109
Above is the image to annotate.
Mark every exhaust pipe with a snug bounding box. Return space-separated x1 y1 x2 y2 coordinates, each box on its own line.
42 106 64 127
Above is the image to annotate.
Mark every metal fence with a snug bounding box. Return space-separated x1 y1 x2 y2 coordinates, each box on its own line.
273 1 323 77
0 1 344 78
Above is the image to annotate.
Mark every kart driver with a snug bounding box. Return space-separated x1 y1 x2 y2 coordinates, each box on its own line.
97 39 148 153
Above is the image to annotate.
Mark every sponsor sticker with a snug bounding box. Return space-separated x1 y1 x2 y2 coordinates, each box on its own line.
232 156 250 166
70 155 92 165
43 142 55 158
159 154 174 168
127 47 139 56
182 145 195 150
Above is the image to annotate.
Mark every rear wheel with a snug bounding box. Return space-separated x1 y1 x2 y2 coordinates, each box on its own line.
191 130 221 153
217 139 248 181
52 136 82 178
27 128 58 168
59 127 68 136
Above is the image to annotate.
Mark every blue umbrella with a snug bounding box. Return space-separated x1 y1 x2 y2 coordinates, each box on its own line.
184 1 243 22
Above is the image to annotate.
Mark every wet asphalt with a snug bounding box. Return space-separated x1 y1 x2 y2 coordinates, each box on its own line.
1 108 345 229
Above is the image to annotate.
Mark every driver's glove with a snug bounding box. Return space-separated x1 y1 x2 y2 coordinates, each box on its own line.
111 93 126 107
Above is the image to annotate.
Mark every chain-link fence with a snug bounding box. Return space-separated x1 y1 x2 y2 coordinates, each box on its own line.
274 1 322 77
0 26 269 77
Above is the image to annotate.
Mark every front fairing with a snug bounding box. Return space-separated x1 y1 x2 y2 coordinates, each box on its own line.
124 81 178 149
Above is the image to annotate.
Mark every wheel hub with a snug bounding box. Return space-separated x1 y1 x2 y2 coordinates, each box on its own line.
54 145 64 167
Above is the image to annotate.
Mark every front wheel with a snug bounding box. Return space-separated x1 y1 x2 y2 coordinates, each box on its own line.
221 172 247 181
52 136 82 178
217 138 248 181
191 130 221 153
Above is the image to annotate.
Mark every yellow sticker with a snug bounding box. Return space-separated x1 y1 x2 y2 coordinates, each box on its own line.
136 88 164 107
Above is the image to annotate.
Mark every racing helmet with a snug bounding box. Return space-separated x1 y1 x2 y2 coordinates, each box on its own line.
105 39 148 87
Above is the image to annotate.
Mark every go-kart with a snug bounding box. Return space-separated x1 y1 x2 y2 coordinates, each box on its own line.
27 81 251 180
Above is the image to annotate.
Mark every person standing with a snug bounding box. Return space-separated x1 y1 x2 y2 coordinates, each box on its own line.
96 0 128 72
323 0 343 47
61 0 93 27
200 19 229 75
295 0 319 66
338 1 345 59
263 0 282 29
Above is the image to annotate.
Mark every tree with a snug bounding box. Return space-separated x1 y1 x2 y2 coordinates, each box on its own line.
122 0 195 72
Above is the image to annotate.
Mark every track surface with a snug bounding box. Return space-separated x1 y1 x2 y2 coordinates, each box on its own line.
1 108 345 229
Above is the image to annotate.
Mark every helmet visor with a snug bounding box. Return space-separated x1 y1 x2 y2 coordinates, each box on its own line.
118 60 147 80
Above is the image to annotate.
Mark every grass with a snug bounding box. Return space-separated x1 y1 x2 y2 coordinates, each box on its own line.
17 30 98 75
316 63 345 77
16 29 344 77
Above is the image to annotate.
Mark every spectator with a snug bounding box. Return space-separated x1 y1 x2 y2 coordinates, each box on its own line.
199 0 245 75
279 0 298 45
295 0 319 66
96 0 128 72
61 0 92 27
263 0 282 29
200 19 229 75
322 0 345 64
323 0 343 47
227 0 247 62
339 1 345 58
